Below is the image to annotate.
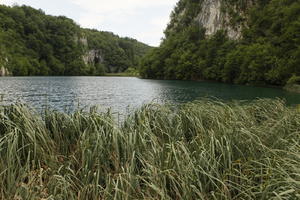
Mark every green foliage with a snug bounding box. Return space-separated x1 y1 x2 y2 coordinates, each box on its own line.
94 63 106 76
0 99 300 199
125 67 140 76
0 44 7 68
0 5 151 76
140 0 300 86
287 75 300 85
165 0 202 37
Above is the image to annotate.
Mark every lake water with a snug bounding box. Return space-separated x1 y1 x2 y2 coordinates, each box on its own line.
0 76 300 113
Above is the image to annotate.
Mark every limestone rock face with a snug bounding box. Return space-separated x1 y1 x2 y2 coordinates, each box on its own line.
79 36 106 69
168 0 255 40
83 49 104 65
0 67 9 76
75 36 88 46
0 56 9 76
196 0 241 39
77 36 102 65
79 37 88 46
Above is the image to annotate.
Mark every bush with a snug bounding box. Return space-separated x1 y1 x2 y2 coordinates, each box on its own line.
287 75 300 85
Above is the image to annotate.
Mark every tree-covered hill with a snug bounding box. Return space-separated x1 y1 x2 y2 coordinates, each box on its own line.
0 5 151 76
140 0 300 86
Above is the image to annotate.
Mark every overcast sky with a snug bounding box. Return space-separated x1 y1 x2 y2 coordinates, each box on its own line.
1 0 178 46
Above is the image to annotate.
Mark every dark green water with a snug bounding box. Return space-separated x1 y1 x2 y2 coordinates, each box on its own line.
0 76 299 113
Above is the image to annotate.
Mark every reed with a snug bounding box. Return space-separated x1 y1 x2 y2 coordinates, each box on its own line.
0 99 299 199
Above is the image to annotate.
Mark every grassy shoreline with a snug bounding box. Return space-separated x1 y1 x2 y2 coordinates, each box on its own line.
103 73 139 77
0 99 299 199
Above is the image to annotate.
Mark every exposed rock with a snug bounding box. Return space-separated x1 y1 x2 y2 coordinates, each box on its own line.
79 37 88 47
0 67 10 76
196 0 242 39
75 35 88 46
83 49 104 65
166 0 254 40
0 57 10 76
79 35 105 68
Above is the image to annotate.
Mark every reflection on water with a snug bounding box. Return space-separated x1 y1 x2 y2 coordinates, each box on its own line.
0 76 300 113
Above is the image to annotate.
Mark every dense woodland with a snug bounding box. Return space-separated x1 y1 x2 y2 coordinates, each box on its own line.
140 0 300 86
0 5 151 76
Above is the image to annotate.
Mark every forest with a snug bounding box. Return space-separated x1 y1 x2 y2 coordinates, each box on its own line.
0 5 151 76
140 0 300 86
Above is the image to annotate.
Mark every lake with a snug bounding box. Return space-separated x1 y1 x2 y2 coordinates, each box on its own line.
0 76 300 113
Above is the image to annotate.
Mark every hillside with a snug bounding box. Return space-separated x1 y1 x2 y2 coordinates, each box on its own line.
0 5 151 76
140 0 300 86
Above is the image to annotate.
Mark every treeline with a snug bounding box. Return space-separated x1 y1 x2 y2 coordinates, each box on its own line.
0 5 151 76
140 0 300 86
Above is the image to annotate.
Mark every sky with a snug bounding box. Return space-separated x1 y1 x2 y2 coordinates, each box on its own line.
1 0 178 46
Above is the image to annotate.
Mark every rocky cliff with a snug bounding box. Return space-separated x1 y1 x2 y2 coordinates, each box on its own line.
81 29 152 73
140 0 300 86
79 36 105 71
0 67 9 76
196 0 240 39
166 0 254 39
82 49 104 66
0 56 9 76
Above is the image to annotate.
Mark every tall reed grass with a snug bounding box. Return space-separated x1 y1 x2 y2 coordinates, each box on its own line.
0 99 299 199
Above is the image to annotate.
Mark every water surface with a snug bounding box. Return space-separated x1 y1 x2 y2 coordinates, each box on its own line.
0 76 299 113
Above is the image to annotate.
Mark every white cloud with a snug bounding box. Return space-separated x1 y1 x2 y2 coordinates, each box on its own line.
72 0 175 13
150 16 170 27
1 0 15 5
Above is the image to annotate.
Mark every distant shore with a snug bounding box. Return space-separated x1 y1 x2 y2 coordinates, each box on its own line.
103 72 139 77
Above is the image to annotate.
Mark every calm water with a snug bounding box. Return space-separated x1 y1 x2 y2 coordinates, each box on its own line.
0 76 300 113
